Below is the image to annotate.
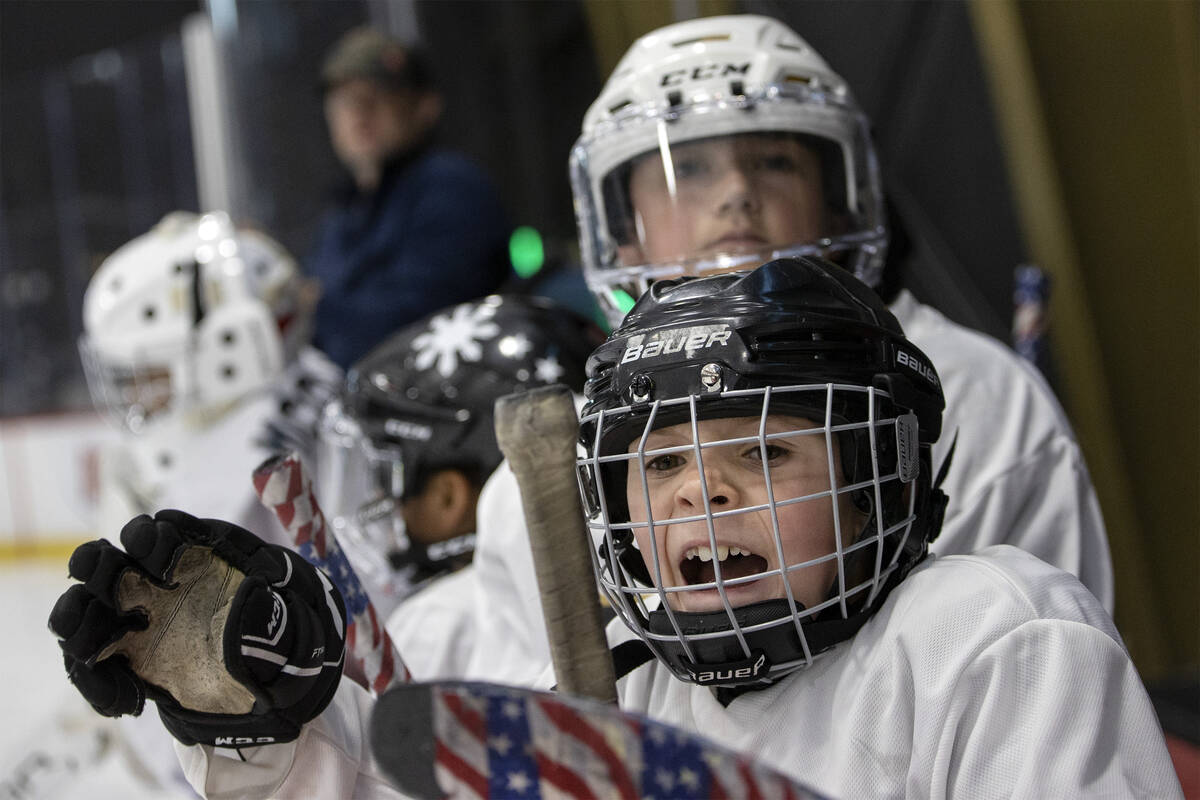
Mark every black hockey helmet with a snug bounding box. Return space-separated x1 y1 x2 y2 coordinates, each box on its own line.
348 293 602 498
325 294 603 582
577 257 947 686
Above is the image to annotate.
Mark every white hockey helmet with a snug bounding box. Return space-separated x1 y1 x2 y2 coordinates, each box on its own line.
79 211 310 433
571 14 886 325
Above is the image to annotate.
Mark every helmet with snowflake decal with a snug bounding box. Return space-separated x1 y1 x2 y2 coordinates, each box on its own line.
318 294 604 591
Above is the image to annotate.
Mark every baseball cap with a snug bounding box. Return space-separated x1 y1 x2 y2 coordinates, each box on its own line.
319 27 433 94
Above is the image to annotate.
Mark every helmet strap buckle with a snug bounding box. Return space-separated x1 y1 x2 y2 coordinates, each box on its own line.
682 649 770 686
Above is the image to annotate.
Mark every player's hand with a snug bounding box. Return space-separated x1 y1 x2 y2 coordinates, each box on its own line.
48 509 346 747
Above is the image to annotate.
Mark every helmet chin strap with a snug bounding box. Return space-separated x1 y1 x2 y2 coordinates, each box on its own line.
645 586 881 692
387 531 477 579
647 599 784 687
631 497 886 694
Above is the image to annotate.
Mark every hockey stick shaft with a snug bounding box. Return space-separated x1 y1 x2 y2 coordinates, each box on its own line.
493 385 618 704
253 452 409 694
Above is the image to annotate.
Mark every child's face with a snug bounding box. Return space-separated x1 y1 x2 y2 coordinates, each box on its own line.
113 364 174 421
618 134 830 268
624 415 864 614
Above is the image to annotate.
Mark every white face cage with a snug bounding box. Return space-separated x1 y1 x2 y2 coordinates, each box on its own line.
571 87 886 326
315 400 415 614
577 383 920 685
78 340 176 434
316 400 408 554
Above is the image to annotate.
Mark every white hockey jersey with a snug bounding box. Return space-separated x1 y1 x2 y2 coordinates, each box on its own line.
388 291 1114 687
174 547 1178 799
891 291 1112 608
95 347 342 547
613 546 1171 798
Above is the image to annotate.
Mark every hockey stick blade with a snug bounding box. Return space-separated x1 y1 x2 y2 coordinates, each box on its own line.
370 680 830 800
493 385 618 705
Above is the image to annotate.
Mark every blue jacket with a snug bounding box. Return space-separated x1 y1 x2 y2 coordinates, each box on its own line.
308 148 511 369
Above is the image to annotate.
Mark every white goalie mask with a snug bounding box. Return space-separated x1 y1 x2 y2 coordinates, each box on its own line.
571 14 886 325
79 211 310 434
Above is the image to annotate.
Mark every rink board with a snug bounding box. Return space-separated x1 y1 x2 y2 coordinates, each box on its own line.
0 412 116 556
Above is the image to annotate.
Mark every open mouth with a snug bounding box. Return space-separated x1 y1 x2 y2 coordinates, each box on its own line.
679 544 769 586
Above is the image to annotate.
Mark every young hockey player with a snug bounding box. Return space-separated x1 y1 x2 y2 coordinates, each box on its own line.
47 259 1181 798
377 11 1115 695
82 210 341 545
77 211 341 794
568 13 1111 604
314 295 601 665
568 258 1177 796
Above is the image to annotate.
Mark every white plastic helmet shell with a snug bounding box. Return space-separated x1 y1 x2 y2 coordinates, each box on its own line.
571 15 887 324
580 15 851 163
79 211 302 433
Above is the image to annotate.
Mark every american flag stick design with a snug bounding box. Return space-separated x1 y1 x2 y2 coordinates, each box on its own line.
253 452 410 694
371 680 831 800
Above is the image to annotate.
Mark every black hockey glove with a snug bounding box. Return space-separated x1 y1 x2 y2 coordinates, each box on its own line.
47 509 346 747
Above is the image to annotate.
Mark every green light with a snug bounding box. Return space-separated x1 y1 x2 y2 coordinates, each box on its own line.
509 226 545 279
613 288 637 315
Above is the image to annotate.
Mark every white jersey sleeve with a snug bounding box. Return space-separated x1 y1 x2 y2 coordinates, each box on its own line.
176 550 1175 799
617 546 1178 798
95 440 155 542
386 565 479 681
891 291 1113 610
175 680 404 800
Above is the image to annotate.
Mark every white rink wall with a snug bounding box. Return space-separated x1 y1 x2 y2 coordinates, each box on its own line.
0 416 198 797
0 563 200 799
0 413 118 550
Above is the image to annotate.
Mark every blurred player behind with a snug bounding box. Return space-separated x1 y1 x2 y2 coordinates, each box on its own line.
312 295 601 679
81 211 341 545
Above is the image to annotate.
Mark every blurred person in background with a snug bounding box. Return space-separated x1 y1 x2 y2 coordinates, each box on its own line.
74 210 340 796
310 27 513 369
314 294 602 675
82 211 340 545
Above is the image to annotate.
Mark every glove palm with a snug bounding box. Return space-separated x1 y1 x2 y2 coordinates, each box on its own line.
49 509 346 746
